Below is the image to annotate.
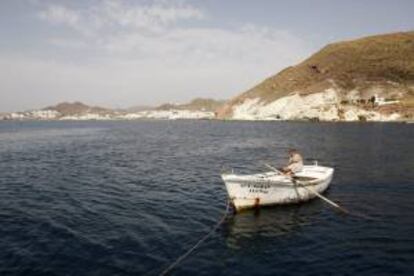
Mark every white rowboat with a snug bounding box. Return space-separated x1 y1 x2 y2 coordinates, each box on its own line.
221 165 334 212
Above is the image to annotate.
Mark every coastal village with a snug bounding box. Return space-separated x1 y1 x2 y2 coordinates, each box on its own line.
1 2 414 276
2 32 413 123
0 92 407 122
1 106 216 121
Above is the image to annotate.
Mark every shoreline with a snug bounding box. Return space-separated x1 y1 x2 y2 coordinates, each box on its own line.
1 118 412 124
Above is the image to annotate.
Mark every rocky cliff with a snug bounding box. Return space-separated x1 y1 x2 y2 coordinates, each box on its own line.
217 31 414 121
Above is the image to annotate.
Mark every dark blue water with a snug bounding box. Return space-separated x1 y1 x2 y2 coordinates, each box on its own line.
0 120 413 275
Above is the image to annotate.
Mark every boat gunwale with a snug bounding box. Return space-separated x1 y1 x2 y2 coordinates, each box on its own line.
223 179 322 187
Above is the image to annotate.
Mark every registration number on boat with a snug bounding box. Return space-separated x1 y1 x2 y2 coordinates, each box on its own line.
241 183 270 194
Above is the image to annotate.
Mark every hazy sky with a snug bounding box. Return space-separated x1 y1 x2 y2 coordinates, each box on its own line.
0 0 413 112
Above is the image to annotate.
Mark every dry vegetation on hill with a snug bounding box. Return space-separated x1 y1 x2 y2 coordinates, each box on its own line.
156 98 225 112
218 31 414 118
45 102 113 116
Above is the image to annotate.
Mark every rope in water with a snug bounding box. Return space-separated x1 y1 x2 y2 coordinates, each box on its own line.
159 199 231 276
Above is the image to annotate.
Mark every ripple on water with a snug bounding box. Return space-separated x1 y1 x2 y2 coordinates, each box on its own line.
0 120 413 275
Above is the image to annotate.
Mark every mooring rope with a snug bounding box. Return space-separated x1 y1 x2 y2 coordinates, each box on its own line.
159 199 231 276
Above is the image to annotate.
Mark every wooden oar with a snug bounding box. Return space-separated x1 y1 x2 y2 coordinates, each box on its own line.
295 183 349 214
263 163 349 214
263 163 283 174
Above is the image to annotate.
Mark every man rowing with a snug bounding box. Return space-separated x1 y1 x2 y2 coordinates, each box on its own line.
281 148 303 175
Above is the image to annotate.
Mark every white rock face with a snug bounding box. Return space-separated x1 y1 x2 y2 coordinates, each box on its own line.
232 89 340 121
231 89 401 121
342 107 400 121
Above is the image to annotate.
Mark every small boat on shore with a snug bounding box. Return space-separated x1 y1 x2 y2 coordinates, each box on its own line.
221 164 334 212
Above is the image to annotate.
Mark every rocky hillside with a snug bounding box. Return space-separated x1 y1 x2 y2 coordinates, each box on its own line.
2 99 219 121
156 98 225 112
217 31 414 121
45 102 114 116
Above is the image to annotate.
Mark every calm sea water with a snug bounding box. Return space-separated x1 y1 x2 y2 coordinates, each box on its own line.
0 120 413 276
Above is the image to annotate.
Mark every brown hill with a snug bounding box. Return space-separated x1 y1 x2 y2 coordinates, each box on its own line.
156 98 225 112
218 31 414 118
45 102 114 116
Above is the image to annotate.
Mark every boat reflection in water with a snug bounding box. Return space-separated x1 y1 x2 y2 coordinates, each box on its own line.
222 199 325 250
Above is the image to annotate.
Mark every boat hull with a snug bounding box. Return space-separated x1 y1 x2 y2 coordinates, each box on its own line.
222 165 334 212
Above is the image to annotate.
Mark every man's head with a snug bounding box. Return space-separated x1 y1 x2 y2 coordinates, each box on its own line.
288 148 298 156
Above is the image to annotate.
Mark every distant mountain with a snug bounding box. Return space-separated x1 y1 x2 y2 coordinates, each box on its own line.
217 31 414 121
156 98 226 112
1 98 224 121
44 102 114 116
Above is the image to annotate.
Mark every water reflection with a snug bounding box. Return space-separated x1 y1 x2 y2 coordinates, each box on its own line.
223 200 324 249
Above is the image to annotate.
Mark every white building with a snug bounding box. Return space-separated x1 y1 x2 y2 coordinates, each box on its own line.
374 94 399 106
30 110 60 119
